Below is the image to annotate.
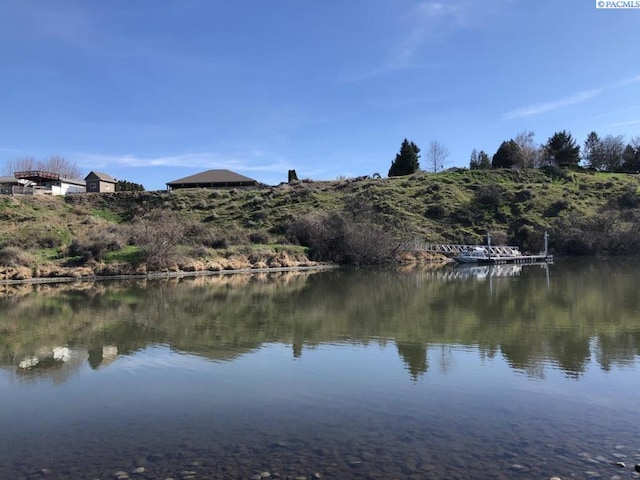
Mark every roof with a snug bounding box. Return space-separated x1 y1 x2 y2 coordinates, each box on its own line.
85 171 116 183
60 177 86 186
0 176 19 184
166 169 257 186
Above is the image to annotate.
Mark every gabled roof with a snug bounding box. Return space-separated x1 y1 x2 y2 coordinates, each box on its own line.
0 176 19 184
85 171 116 183
166 169 257 185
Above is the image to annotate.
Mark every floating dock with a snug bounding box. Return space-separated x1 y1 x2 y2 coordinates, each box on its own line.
472 254 553 265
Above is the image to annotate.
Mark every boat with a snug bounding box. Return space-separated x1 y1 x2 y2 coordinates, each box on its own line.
454 247 491 263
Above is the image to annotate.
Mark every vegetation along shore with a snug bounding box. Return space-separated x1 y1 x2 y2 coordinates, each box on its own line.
2 167 640 284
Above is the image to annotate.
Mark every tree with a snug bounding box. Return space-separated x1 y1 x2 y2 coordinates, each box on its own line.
514 130 540 168
478 150 491 169
492 140 522 169
599 135 626 172
2 155 82 179
426 140 449 173
543 131 580 168
130 209 185 269
388 139 420 177
621 138 640 173
116 180 145 192
469 149 479 169
583 131 603 169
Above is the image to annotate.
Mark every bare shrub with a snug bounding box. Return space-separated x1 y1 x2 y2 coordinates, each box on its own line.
287 211 400 266
129 209 186 269
0 247 35 267
552 210 640 255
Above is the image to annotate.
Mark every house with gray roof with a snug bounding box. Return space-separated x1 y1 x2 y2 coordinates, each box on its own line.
166 169 258 190
85 171 117 193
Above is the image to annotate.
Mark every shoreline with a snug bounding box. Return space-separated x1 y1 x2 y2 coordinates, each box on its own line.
0 264 337 287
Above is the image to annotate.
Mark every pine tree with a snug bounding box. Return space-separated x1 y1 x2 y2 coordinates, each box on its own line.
389 139 420 177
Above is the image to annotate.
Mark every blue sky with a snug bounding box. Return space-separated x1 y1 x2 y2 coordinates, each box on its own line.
1 1 639 190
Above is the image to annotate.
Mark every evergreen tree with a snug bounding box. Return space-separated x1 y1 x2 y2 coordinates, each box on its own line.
116 180 145 192
583 131 603 169
492 140 522 169
622 143 640 172
469 149 479 170
389 139 420 177
478 150 491 169
543 130 580 168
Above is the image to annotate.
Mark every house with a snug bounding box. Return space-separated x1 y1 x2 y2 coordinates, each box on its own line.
166 169 259 190
0 176 21 195
12 171 86 195
85 171 117 193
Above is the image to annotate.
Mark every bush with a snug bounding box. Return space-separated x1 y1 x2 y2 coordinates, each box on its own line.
0 246 35 267
473 185 504 211
129 209 186 269
615 186 640 209
287 211 400 266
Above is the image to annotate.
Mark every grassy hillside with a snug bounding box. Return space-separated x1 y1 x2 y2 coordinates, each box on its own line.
1 168 639 280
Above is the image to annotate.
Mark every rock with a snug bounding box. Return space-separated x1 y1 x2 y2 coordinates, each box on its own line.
250 475 262 480
132 467 146 474
260 472 271 478
612 461 626 468
635 464 640 473
549 477 562 480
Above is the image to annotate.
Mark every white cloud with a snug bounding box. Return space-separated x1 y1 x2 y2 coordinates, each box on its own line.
340 0 509 82
503 89 602 120
608 119 640 128
503 74 640 120
74 151 290 173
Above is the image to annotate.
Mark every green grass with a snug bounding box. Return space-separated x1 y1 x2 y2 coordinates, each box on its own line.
103 245 141 264
2 169 640 265
91 207 123 223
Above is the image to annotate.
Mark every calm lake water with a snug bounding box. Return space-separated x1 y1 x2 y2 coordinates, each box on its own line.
1 259 639 480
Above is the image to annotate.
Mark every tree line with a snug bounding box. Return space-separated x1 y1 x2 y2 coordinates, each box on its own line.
388 130 640 177
471 130 640 172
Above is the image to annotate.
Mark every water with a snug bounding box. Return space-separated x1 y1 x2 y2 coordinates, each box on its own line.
1 259 639 479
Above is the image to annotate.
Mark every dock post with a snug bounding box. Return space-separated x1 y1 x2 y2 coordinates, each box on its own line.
487 231 491 260
544 231 549 258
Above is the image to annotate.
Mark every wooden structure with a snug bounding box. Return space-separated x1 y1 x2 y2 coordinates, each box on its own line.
166 169 258 190
12 171 85 195
85 171 117 193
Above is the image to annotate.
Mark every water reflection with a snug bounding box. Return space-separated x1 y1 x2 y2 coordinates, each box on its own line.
1 259 639 383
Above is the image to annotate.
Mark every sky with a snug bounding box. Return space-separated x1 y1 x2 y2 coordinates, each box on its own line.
1 0 639 190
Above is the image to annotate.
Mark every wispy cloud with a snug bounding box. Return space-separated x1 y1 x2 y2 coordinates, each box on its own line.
503 89 602 120
73 151 290 173
608 119 640 128
503 74 640 120
340 1 509 82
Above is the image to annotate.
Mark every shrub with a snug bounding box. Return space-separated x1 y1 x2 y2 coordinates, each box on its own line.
0 247 35 267
615 186 640 209
287 211 400 266
473 185 504 211
129 209 186 269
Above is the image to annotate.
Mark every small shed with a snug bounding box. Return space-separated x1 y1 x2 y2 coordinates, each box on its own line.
85 171 117 193
0 176 20 195
166 169 258 190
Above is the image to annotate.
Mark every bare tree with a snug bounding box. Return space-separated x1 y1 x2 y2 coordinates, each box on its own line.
2 155 82 179
130 209 186 269
1 157 37 175
514 130 541 168
426 140 449 173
